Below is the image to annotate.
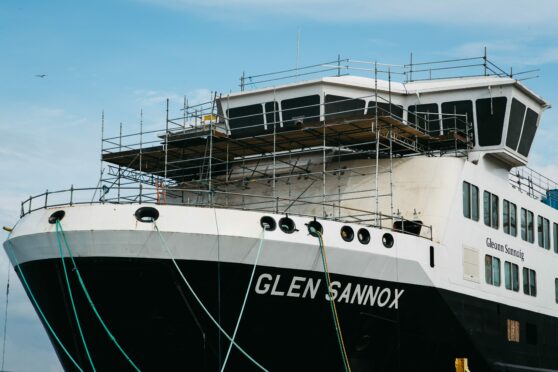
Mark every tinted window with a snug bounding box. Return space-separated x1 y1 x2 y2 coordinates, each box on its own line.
325 95 365 120
265 101 279 127
485 255 501 286
523 267 537 296
554 223 558 253
521 208 535 243
505 261 519 292
281 95 321 128
517 108 539 157
476 97 507 146
538 216 550 250
463 181 479 221
408 104 440 135
506 98 526 150
370 101 404 120
503 200 517 236
484 191 499 229
228 104 265 137
441 100 473 134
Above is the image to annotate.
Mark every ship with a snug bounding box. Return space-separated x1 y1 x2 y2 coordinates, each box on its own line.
3 55 558 371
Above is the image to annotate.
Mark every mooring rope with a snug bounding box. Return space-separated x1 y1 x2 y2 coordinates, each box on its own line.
56 221 141 372
1 254 10 371
4 239 84 372
55 222 96 372
153 223 268 371
314 229 351 372
220 229 265 372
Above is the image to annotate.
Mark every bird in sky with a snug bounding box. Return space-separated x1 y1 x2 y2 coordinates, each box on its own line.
35 74 47 78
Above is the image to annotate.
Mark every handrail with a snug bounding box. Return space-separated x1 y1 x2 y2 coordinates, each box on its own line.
19 186 434 240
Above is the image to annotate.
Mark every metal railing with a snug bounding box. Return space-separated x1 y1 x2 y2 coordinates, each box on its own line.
19 186 433 240
509 167 558 208
239 54 539 91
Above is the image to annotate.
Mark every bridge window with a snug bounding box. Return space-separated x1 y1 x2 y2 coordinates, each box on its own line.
503 200 517 236
517 108 539 157
484 191 499 229
523 268 537 296
281 95 321 128
476 97 507 146
521 208 535 243
485 255 501 286
504 261 519 292
408 104 440 135
441 100 473 135
538 216 550 250
325 95 366 120
506 98 526 151
369 101 404 120
554 223 558 253
463 181 479 221
228 104 265 137
265 101 280 128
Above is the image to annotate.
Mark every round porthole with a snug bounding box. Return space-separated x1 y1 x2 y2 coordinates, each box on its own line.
382 233 394 248
135 206 159 223
48 210 66 224
307 220 323 237
340 226 354 242
260 216 276 231
279 217 296 234
357 228 370 245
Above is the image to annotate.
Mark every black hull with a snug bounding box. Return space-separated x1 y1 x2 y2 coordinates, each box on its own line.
15 257 558 372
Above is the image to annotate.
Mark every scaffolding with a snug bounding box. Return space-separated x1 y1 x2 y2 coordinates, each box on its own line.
97 57 504 239
21 54 540 239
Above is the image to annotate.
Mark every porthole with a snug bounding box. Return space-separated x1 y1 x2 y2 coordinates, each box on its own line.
340 226 354 242
279 217 296 234
135 206 159 223
382 233 394 248
307 220 323 237
357 228 370 245
260 216 276 231
48 210 66 224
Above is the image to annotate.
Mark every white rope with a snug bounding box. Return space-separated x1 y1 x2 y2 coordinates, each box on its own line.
153 223 268 371
220 229 265 371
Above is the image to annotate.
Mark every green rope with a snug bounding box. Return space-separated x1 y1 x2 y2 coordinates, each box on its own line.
55 222 96 372
315 230 350 372
154 223 268 372
57 221 141 372
220 229 265 372
4 240 84 372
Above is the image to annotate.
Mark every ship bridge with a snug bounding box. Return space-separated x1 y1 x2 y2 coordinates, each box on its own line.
221 74 549 168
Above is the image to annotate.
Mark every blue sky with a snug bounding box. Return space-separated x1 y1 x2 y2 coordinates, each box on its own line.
1 0 558 370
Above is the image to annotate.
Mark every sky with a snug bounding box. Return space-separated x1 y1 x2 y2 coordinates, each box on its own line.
1 0 558 370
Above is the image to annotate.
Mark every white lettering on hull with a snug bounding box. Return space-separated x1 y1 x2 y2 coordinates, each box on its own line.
254 273 405 309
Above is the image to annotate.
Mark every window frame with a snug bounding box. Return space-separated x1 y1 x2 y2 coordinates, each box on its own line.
504 261 519 292
484 191 499 229
537 216 551 250
521 208 535 243
523 267 537 297
485 255 501 287
462 181 479 221
503 200 517 237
